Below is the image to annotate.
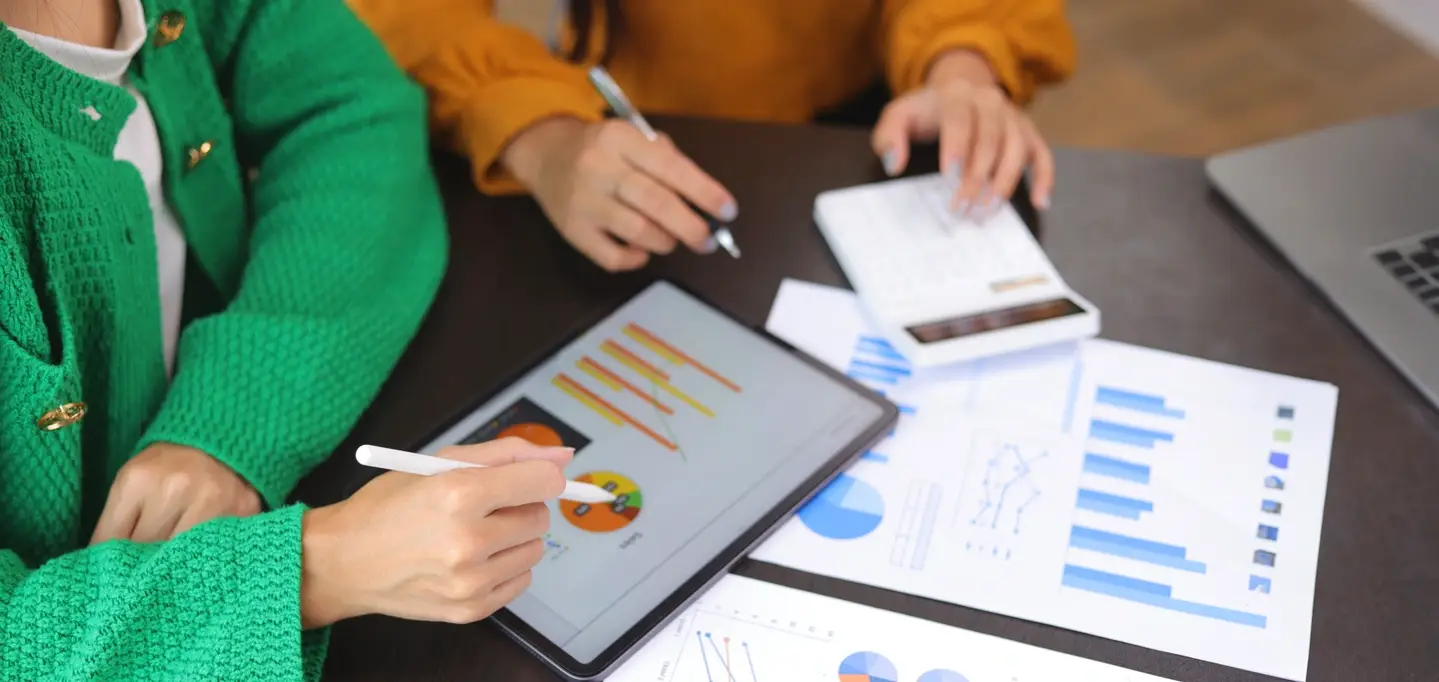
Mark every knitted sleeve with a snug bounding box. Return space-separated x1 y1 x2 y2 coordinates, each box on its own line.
881 0 1076 103
0 505 326 680
348 0 606 195
135 0 448 507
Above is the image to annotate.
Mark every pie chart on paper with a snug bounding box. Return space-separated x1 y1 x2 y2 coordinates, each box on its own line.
799 474 885 540
918 670 970 682
837 651 898 682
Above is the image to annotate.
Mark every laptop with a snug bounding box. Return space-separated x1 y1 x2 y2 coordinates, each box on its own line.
1205 107 1439 410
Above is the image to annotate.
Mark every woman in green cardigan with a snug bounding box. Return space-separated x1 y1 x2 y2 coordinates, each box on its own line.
1 0 570 679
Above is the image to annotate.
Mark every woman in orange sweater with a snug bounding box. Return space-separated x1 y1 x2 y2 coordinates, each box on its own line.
352 1 1075 271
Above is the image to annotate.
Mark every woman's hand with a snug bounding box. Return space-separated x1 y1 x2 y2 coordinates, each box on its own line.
90 443 262 545
872 49 1055 218
502 117 738 272
298 438 572 628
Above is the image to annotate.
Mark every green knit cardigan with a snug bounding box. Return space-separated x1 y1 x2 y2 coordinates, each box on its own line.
0 0 447 678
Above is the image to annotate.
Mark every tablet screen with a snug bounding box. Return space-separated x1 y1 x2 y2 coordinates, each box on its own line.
419 281 886 664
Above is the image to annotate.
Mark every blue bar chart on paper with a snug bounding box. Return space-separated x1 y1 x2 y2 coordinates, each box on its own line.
846 335 918 463
754 283 1338 682
1052 341 1338 682
847 336 912 387
1064 383 1267 627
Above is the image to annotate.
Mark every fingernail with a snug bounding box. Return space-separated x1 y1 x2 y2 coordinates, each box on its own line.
979 199 1001 222
943 161 961 182
517 446 574 463
701 236 718 254
953 199 970 216
1037 193 1051 210
718 202 738 222
882 149 899 176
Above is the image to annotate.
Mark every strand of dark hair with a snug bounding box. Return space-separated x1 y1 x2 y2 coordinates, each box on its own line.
566 0 620 64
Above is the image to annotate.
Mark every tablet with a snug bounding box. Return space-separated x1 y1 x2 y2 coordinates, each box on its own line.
412 280 897 680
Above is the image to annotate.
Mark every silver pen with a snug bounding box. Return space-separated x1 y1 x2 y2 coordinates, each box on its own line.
586 66 741 258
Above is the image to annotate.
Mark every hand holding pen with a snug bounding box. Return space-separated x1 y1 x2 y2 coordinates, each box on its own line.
497 68 740 272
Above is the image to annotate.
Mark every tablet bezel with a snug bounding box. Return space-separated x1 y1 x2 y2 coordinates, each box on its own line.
391 278 898 680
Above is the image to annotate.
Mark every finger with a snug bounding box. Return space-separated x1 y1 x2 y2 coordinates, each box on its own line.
622 141 736 223
477 503 552 557
571 225 651 273
89 485 143 545
602 194 682 255
480 567 535 615
464 459 568 514
936 95 974 183
170 498 227 538
614 170 708 252
871 100 914 177
483 537 546 582
957 101 1002 211
986 115 1029 215
1025 120 1056 210
129 495 186 543
436 438 575 468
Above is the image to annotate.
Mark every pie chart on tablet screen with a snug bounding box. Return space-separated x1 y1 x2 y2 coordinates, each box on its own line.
837 651 897 682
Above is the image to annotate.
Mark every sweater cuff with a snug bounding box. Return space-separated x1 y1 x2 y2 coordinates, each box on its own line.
197 504 329 680
137 417 294 510
892 25 1028 104
458 76 605 195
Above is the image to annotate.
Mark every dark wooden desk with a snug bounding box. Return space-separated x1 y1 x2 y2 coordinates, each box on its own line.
295 118 1439 682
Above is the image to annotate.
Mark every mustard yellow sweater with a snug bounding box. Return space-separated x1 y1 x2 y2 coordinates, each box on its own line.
350 0 1076 193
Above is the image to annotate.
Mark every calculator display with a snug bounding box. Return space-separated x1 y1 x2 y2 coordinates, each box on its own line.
906 296 1086 344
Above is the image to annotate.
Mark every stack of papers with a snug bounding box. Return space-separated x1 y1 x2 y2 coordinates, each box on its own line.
746 280 1338 682
612 574 1177 682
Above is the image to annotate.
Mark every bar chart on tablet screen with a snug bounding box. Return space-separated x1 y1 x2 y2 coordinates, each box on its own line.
551 322 742 456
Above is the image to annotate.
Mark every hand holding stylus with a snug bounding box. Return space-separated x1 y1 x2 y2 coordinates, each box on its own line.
298 438 576 628
357 445 616 503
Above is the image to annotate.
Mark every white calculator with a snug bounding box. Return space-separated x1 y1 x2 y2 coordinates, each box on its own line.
814 173 1100 367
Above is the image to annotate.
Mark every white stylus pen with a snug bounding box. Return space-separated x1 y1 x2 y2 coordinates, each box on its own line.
355 445 618 504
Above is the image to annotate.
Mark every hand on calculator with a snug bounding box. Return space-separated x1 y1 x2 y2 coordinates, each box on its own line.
871 49 1055 219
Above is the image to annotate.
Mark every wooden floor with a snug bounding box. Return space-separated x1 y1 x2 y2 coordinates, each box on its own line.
501 0 1439 156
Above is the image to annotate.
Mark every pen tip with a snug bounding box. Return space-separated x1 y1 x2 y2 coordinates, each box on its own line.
715 230 740 258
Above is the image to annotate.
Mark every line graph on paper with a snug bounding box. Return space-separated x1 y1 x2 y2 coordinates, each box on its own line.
693 632 758 682
954 432 1051 562
648 600 835 682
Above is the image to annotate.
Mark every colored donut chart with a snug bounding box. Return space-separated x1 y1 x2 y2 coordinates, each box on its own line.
560 471 642 533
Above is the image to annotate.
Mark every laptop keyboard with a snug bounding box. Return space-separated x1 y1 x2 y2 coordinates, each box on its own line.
1374 231 1439 315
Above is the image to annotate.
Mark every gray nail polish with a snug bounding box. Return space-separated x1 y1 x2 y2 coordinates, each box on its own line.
718 202 738 222
882 150 899 176
701 236 718 254
1037 193 1051 210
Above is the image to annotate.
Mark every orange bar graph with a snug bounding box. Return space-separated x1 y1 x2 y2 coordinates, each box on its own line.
602 340 714 417
552 376 622 426
601 340 668 380
624 323 741 392
579 356 674 415
554 373 677 450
